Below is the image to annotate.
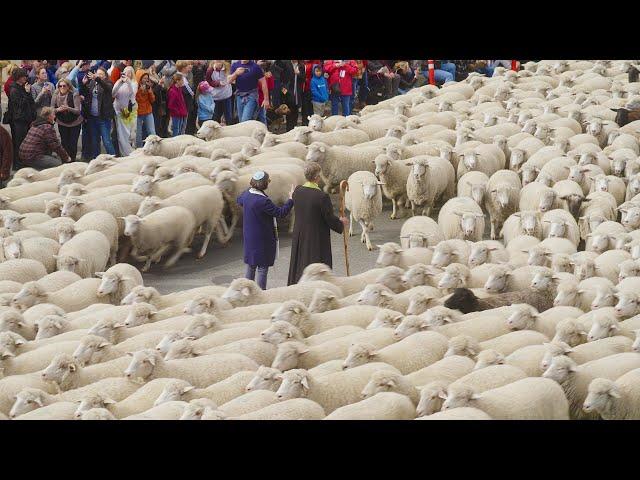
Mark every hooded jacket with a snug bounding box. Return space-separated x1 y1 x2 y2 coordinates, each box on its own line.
135 69 156 116
310 64 329 103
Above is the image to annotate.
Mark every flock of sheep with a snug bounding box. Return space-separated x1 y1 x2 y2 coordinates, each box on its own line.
2 59 640 420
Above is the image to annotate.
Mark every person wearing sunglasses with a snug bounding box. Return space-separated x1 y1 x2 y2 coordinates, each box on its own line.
51 78 83 161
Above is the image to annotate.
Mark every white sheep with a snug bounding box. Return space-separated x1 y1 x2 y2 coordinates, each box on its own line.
437 197 485 241
342 331 449 374
582 369 640 420
231 398 326 420
299 263 397 297
457 171 490 208
55 230 110 279
2 235 60 273
506 304 584 338
10 278 111 313
0 259 47 284
405 156 455 216
123 349 258 387
542 353 640 419
123 206 197 272
540 336 634 372
60 193 143 237
325 392 416 420
94 263 144 305
270 300 386 336
441 377 569 419
467 240 509 267
344 171 384 251
135 185 229 258
419 364 529 415
151 372 256 409
373 154 411 219
275 363 400 414
143 134 205 158
483 169 521 239
221 278 343 309
399 216 444 249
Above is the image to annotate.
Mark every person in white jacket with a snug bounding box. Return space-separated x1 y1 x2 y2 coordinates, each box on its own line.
112 65 137 156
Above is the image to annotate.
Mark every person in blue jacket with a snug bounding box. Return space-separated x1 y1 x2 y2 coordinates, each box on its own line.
237 171 296 290
310 64 329 116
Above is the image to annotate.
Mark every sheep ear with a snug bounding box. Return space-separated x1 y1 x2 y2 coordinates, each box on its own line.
609 324 619 332
369 350 379 358
470 393 482 400
68 363 77 372
297 346 310 355
241 287 251 297
1 351 15 358
95 272 104 278
98 342 110 349
437 391 448 400
182 386 195 394
300 377 310 390
292 306 302 314
609 388 621 399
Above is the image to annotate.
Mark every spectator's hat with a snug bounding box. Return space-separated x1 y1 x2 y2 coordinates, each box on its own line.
252 171 266 181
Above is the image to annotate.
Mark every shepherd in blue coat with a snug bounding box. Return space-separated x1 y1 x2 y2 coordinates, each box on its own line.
237 171 295 290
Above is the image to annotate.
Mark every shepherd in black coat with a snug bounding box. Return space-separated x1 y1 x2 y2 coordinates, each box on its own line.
287 162 347 286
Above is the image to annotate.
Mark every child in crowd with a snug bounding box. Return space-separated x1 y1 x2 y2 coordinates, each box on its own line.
310 64 329 116
167 74 188 137
197 81 215 126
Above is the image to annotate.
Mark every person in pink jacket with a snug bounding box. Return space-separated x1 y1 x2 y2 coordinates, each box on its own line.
323 60 358 116
166 74 188 137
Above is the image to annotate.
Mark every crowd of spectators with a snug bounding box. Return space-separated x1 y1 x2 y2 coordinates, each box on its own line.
0 59 515 179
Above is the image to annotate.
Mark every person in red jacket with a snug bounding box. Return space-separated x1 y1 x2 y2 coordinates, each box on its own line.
323 60 358 116
166 74 188 137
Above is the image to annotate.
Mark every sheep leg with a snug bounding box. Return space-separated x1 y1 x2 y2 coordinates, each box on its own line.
390 198 397 219
108 247 117 267
197 227 213 259
490 220 498 240
164 246 192 268
348 213 354 237
150 244 172 263
360 220 374 251
410 201 416 217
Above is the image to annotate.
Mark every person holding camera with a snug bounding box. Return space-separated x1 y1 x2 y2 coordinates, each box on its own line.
80 67 116 159
323 59 358 116
51 78 82 161
135 69 156 147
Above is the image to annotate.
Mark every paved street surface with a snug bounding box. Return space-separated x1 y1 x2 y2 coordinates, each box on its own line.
143 197 405 293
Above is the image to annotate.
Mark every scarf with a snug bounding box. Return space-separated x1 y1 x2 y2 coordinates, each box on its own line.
303 181 321 190
249 188 279 260
181 73 194 97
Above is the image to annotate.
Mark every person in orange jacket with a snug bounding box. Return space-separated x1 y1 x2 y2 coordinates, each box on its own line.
135 68 156 147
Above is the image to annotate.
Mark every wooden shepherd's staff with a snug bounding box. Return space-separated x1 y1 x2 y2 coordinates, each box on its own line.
339 180 351 276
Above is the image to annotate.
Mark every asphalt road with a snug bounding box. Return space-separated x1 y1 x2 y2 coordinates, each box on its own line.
141 196 406 294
